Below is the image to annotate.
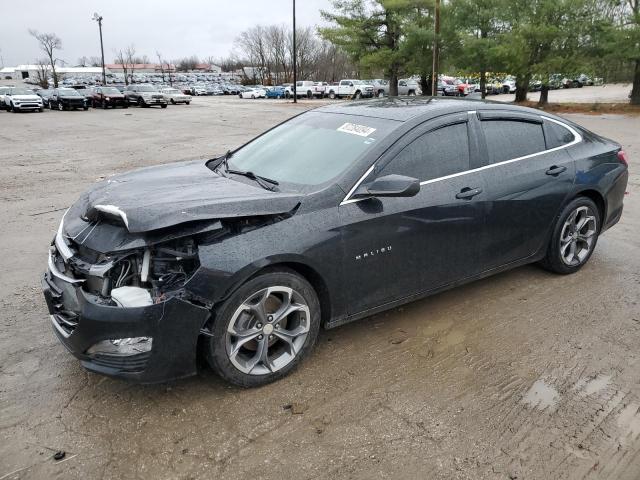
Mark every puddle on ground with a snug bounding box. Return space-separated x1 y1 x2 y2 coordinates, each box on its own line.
617 402 640 445
580 374 612 397
522 379 560 411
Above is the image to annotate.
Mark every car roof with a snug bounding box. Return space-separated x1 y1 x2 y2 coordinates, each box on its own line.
315 97 548 122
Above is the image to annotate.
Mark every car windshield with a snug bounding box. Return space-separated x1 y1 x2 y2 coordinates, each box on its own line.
102 87 121 94
220 112 401 188
11 88 33 95
60 89 80 96
137 86 157 92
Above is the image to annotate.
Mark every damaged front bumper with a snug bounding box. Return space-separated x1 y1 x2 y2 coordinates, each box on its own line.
42 249 210 383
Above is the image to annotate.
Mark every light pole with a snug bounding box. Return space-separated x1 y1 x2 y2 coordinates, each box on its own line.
292 0 297 103
93 13 107 86
431 0 440 96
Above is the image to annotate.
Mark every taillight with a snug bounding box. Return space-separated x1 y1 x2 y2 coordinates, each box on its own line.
617 150 628 167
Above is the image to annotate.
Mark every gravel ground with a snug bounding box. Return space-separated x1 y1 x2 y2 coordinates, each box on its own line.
491 83 633 103
0 95 639 480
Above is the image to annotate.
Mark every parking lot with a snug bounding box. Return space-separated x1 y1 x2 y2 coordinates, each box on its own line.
0 95 639 479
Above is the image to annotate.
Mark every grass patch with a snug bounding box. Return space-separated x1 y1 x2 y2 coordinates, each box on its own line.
516 101 640 115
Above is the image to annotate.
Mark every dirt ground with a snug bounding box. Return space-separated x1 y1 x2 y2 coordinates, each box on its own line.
0 95 639 480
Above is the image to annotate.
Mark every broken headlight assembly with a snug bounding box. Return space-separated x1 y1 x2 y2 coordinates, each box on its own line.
79 237 200 307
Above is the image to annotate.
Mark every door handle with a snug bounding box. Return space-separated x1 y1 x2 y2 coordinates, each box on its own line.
545 165 567 176
456 187 483 200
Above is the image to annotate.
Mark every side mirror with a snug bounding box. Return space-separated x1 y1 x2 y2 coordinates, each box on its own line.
353 174 420 199
349 83 354 87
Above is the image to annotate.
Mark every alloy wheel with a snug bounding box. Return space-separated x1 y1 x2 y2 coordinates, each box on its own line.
559 206 597 266
225 286 311 375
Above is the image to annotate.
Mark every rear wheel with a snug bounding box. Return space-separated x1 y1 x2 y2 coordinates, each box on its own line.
540 197 600 274
205 269 321 387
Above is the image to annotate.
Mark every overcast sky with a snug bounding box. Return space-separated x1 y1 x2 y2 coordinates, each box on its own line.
0 0 333 67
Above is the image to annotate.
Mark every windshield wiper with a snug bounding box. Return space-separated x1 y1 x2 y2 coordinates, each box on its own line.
227 169 279 191
215 150 232 176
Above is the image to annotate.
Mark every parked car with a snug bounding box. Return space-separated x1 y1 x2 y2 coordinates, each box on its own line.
69 85 94 105
36 89 55 106
398 79 420 96
41 98 629 386
326 79 375 99
502 77 517 93
89 86 128 109
562 77 583 88
265 86 286 99
485 79 504 95
48 88 89 111
124 85 168 108
240 88 266 99
0 86 11 110
3 87 43 112
161 88 192 105
365 79 390 97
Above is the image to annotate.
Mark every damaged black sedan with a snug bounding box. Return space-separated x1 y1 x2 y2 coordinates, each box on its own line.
42 98 629 387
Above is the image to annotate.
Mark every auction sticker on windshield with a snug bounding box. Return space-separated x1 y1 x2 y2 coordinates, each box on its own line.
337 123 377 137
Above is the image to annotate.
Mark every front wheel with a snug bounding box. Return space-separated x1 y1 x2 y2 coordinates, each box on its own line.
354 91 362 100
328 91 336 99
58 102 64 111
540 197 600 274
205 269 321 387
160 104 167 108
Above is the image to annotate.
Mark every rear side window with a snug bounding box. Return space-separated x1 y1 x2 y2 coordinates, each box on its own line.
482 120 546 163
382 123 470 181
545 121 575 148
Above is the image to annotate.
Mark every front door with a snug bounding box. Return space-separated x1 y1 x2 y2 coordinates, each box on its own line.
339 114 488 315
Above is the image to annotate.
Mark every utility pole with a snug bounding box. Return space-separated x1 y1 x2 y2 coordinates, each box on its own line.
293 0 297 103
431 0 440 96
93 13 107 85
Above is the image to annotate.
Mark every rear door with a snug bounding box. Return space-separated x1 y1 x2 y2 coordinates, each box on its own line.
339 113 489 314
472 111 577 268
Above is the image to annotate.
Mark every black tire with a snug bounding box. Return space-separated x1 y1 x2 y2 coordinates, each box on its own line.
354 91 362 100
102 100 107 109
328 91 336 99
204 268 321 387
137 97 145 107
306 90 313 99
12 103 18 113
540 196 601 275
123 104 129 109
185 101 190 105
83 106 88 111
38 107 43 112
160 104 167 108
170 99 175 104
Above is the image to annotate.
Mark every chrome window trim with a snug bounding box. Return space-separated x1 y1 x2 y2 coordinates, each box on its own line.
339 115 581 206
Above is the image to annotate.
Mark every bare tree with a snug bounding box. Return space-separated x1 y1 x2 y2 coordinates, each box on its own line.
114 45 137 84
175 55 199 71
34 59 50 89
77 56 89 67
28 29 61 87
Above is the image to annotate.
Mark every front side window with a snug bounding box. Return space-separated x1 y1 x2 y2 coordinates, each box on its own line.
482 120 546 163
380 123 470 181
215 112 401 189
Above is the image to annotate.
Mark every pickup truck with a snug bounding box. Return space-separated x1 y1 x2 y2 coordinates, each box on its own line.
397 79 420 96
284 81 326 99
326 80 375 99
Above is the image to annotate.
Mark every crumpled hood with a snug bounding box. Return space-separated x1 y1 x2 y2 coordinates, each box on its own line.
71 160 303 233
